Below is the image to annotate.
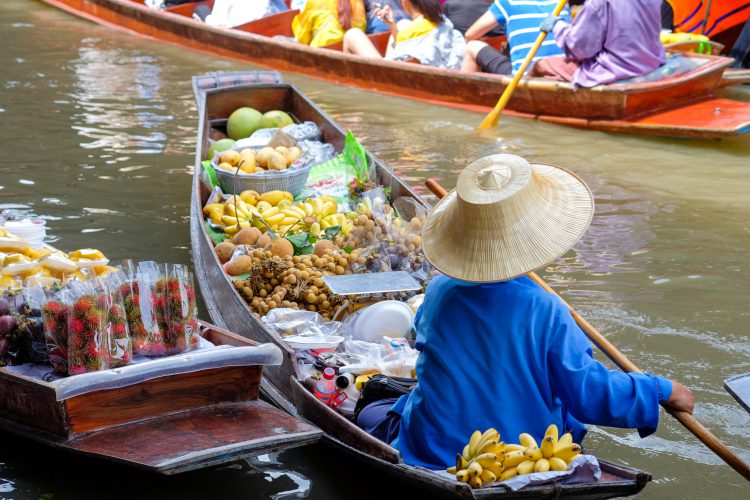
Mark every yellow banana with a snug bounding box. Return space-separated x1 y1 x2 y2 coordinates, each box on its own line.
277 199 292 209
301 202 314 217
209 209 224 225
221 215 244 226
503 444 526 453
286 206 307 219
264 213 285 225
541 435 556 459
322 200 336 216
545 424 559 441
524 447 543 461
499 467 517 481
475 453 498 468
503 451 527 468
467 461 482 478
470 476 483 489
456 469 470 483
480 469 497 484
202 203 224 215
260 206 280 218
476 428 500 453
519 433 538 449
223 224 240 235
467 430 483 458
309 222 322 239
484 461 504 476
256 201 273 213
553 444 582 463
281 216 301 226
549 457 568 472
462 445 471 462
556 433 573 451
516 460 536 476
446 466 458 474
534 458 551 473
311 197 324 215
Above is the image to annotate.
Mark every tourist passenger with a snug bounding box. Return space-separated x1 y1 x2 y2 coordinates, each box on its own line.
442 0 502 36
292 0 367 48
193 0 288 28
343 0 465 69
461 0 570 75
364 0 410 34
531 0 666 87
356 154 694 469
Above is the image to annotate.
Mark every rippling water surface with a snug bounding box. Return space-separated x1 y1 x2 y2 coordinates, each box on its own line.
1 1 750 498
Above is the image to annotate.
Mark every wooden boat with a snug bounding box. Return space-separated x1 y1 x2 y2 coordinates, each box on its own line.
40 0 750 139
189 71 652 498
0 318 321 474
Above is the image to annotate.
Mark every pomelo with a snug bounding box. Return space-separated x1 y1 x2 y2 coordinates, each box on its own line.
227 107 263 140
260 110 294 130
206 138 236 160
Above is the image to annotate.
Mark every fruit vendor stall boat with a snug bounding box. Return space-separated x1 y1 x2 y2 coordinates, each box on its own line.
0 319 321 474
39 0 750 139
189 71 652 498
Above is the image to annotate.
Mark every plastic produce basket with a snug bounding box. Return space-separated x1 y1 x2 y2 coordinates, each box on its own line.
212 146 313 196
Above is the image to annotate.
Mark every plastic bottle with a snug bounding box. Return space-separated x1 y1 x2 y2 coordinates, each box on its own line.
314 367 337 405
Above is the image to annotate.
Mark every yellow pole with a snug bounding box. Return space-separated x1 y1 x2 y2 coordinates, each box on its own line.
479 0 569 129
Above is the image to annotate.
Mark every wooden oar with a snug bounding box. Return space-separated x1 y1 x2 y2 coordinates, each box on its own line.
424 178 750 482
479 0 569 129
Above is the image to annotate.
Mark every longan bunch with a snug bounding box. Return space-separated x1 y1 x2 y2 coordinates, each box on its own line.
233 247 364 320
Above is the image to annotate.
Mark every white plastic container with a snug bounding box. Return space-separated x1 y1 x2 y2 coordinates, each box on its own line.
1 219 46 249
350 300 415 344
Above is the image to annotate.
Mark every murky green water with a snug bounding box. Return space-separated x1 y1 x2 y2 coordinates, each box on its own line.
2 1 750 498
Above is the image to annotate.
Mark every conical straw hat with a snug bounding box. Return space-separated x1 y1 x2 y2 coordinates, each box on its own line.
422 154 594 283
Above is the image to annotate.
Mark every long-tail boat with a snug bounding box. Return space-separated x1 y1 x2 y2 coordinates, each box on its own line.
40 0 750 139
0 319 321 474
189 70 652 498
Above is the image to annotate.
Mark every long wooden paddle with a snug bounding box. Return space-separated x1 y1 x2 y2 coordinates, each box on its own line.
479 0 569 129
424 178 750 482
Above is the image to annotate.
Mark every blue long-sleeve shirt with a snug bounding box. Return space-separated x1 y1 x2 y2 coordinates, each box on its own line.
390 275 672 469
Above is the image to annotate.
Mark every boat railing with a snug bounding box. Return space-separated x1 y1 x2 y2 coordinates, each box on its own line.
234 9 299 37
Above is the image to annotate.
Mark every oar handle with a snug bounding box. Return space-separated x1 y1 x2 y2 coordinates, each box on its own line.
480 0 569 129
424 177 750 482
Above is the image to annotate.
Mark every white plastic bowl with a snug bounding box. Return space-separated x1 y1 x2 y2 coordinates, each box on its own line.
351 300 415 344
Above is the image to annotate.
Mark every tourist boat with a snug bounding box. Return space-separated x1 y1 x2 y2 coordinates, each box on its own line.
189 70 652 498
40 0 750 139
0 318 321 474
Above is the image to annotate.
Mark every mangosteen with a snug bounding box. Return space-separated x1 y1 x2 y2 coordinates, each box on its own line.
0 315 17 337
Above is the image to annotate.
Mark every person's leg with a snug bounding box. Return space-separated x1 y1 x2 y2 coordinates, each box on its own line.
465 42 512 75
461 40 487 72
193 4 211 22
356 398 401 443
530 55 578 81
343 28 383 58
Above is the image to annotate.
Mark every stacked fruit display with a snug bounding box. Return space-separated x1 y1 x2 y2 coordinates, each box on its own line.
204 190 354 238
448 425 582 488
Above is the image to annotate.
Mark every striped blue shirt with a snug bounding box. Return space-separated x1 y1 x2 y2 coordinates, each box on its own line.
489 0 570 74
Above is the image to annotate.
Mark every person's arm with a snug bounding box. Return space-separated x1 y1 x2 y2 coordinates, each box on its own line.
465 10 501 41
546 303 693 437
550 0 607 61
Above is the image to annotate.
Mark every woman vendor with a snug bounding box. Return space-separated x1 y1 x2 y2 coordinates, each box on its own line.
356 154 694 469
292 0 367 48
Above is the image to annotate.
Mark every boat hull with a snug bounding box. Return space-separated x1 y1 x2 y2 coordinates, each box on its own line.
189 72 652 498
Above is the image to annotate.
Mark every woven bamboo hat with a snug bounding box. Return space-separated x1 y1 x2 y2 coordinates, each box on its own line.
422 154 594 283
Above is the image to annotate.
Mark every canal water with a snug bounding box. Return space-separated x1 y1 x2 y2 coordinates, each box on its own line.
2 1 749 498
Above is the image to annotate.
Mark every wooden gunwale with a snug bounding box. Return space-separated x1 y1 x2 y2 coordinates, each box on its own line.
190 75 652 498
39 0 739 129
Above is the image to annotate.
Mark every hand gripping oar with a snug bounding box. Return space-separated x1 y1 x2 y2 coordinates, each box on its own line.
479 0 569 129
424 178 750 482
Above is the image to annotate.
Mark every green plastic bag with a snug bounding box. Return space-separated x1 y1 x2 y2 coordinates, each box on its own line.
297 131 368 203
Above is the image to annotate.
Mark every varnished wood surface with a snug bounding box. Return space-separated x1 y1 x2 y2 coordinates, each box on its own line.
37 0 750 138
65 365 262 434
0 370 67 436
62 400 321 474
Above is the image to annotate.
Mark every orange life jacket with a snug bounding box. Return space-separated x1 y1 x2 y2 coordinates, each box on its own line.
666 0 750 37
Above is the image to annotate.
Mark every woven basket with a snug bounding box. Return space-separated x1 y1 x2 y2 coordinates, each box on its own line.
212 147 313 196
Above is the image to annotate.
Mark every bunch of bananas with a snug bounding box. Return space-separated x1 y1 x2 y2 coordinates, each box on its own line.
447 428 507 488
501 425 581 480
447 425 582 489
203 190 354 237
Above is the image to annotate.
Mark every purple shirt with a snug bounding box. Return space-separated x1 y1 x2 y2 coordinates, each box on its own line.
552 0 666 87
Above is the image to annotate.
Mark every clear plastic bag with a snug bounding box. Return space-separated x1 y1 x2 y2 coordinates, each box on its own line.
120 261 161 354
20 285 49 364
66 280 109 375
263 308 344 338
150 264 199 356
97 272 133 369
296 140 336 166
41 286 70 374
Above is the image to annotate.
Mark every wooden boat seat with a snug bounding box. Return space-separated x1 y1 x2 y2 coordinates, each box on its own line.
166 0 214 18
235 9 299 37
